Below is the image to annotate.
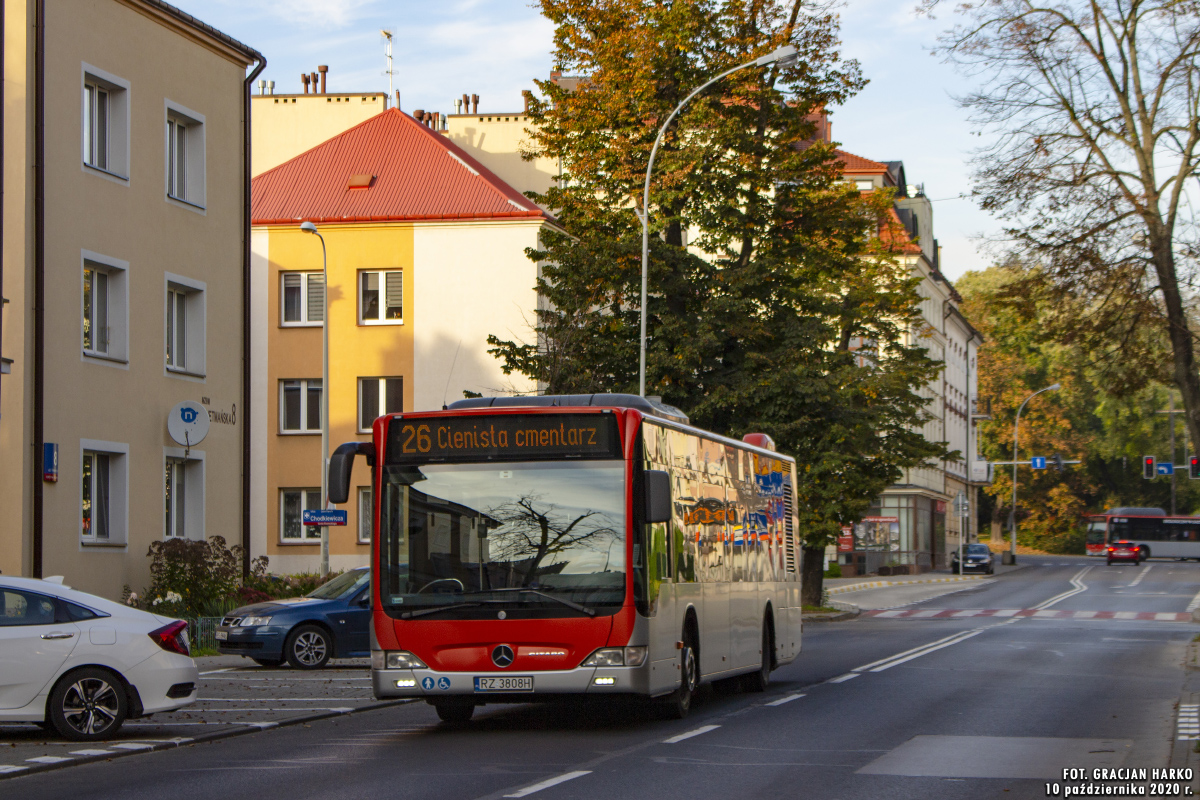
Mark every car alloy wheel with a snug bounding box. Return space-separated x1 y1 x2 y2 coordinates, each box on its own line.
286 625 331 669
49 668 128 741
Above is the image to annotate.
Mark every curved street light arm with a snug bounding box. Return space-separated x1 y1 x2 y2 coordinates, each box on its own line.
1008 383 1061 562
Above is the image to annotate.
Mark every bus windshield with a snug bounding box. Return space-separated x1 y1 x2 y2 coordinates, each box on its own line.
377 460 626 619
1085 519 1107 545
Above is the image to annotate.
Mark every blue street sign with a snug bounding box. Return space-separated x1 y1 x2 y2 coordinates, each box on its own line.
1031 457 1046 470
42 443 58 482
302 509 348 526
1157 463 1174 476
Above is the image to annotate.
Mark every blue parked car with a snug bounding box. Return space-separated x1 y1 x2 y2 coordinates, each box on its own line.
216 567 372 669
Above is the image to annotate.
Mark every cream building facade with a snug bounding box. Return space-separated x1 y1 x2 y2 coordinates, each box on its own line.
0 0 262 598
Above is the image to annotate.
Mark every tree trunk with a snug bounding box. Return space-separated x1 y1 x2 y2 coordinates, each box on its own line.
800 544 826 608
1150 234 1200 450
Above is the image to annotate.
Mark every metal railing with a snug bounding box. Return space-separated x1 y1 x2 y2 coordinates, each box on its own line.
187 617 221 653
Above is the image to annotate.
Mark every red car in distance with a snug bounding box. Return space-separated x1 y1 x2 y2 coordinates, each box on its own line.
1107 541 1142 566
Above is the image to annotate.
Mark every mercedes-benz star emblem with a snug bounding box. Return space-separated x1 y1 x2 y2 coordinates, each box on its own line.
491 644 515 668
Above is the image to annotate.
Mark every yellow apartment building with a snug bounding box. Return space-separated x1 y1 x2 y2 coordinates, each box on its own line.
250 109 559 573
0 0 263 598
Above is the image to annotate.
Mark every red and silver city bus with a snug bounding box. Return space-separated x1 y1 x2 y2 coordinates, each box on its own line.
1083 507 1200 560
328 394 803 722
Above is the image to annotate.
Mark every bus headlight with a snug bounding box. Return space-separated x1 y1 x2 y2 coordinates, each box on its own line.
582 646 647 667
385 651 428 670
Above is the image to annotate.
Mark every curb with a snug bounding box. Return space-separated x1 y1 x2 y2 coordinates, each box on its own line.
0 698 415 782
826 576 986 595
801 609 860 623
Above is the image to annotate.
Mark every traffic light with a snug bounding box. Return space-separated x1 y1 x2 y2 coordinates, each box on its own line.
1051 453 1064 472
1143 455 1156 479
1190 455 1200 480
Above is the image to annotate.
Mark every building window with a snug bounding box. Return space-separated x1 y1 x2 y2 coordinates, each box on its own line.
82 451 111 540
359 270 403 324
358 377 402 431
80 439 127 545
164 102 206 208
83 266 110 356
358 487 373 543
164 458 186 539
280 379 322 433
82 254 128 363
81 65 129 179
164 274 206 376
281 488 322 541
281 272 324 326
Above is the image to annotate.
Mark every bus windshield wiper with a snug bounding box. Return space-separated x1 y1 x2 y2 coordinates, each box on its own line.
399 602 487 619
488 588 597 617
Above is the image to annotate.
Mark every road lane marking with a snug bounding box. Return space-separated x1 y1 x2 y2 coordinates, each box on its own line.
663 725 721 743
765 693 806 706
198 668 236 676
25 756 70 764
852 630 978 672
867 629 986 672
1031 566 1092 610
1177 705 1199 740
194 698 373 702
1127 565 1152 587
828 673 860 683
503 771 592 798
0 767 28 774
70 750 113 756
1187 589 1200 612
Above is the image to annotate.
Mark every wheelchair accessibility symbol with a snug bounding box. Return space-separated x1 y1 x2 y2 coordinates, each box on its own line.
421 677 435 691
437 677 451 690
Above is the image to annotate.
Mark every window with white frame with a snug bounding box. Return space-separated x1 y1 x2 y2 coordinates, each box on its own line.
164 274 206 376
358 487 373 543
281 488 322 541
164 458 186 539
82 65 129 179
81 440 127 545
281 272 324 326
358 377 402 431
358 270 403 324
280 379 322 433
165 102 206 208
82 254 128 362
163 451 204 540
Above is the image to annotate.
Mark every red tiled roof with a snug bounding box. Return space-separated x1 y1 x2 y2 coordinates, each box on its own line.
252 109 552 225
835 149 889 174
881 207 923 255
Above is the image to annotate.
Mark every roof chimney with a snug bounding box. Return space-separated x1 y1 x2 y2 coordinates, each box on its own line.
310 72 319 93
412 108 424 123
301 73 310 94
454 98 462 114
471 94 479 114
462 94 470 114
267 80 275 95
257 79 266 95
522 90 532 114
317 65 328 94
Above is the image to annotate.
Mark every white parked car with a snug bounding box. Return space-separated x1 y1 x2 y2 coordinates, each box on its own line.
0 576 199 741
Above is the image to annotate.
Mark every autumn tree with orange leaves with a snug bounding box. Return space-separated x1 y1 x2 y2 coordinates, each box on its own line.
488 0 948 603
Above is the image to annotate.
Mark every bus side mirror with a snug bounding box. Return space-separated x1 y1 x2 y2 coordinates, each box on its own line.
645 470 671 524
329 442 376 505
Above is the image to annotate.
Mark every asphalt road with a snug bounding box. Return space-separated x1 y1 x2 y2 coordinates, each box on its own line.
4 555 1199 800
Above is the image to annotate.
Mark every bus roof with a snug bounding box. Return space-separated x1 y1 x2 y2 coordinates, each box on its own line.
1102 507 1166 517
449 393 689 424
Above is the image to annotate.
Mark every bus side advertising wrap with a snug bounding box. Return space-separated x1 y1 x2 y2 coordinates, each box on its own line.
386 413 622 464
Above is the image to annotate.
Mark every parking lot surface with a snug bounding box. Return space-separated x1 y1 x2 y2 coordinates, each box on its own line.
0 655 400 777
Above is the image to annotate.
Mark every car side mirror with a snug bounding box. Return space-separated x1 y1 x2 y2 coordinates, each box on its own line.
645 469 671 524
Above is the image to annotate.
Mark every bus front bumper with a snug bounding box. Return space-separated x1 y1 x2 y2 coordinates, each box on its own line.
372 664 653 699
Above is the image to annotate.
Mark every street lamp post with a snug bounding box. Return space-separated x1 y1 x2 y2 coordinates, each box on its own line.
638 43 798 397
1007 382 1061 565
300 220 330 576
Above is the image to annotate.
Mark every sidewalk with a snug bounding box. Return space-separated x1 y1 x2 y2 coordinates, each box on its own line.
824 561 1025 595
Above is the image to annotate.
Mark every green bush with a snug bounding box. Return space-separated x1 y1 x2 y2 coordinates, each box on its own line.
823 562 842 579
130 536 268 618
242 571 341 600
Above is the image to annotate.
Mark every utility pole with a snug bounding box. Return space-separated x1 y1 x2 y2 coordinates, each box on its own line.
1156 393 1186 515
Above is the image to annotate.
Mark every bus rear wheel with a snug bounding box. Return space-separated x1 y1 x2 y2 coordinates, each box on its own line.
433 699 475 723
743 620 773 693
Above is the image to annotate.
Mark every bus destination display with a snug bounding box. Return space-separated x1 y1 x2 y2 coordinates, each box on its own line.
386 413 622 463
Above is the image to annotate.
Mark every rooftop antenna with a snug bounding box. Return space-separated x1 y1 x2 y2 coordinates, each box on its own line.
381 29 397 102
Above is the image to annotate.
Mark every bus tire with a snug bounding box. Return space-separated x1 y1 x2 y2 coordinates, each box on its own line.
433 699 475 723
1139 547 1150 561
744 619 773 693
660 627 699 719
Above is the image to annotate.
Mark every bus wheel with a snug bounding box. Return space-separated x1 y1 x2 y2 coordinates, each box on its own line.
433 699 475 723
744 622 773 693
1140 547 1151 561
660 631 699 719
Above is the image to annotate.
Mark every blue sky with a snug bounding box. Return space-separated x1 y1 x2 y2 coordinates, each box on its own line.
177 0 1001 279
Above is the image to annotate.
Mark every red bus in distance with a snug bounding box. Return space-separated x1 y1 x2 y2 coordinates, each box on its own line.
328 394 803 722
